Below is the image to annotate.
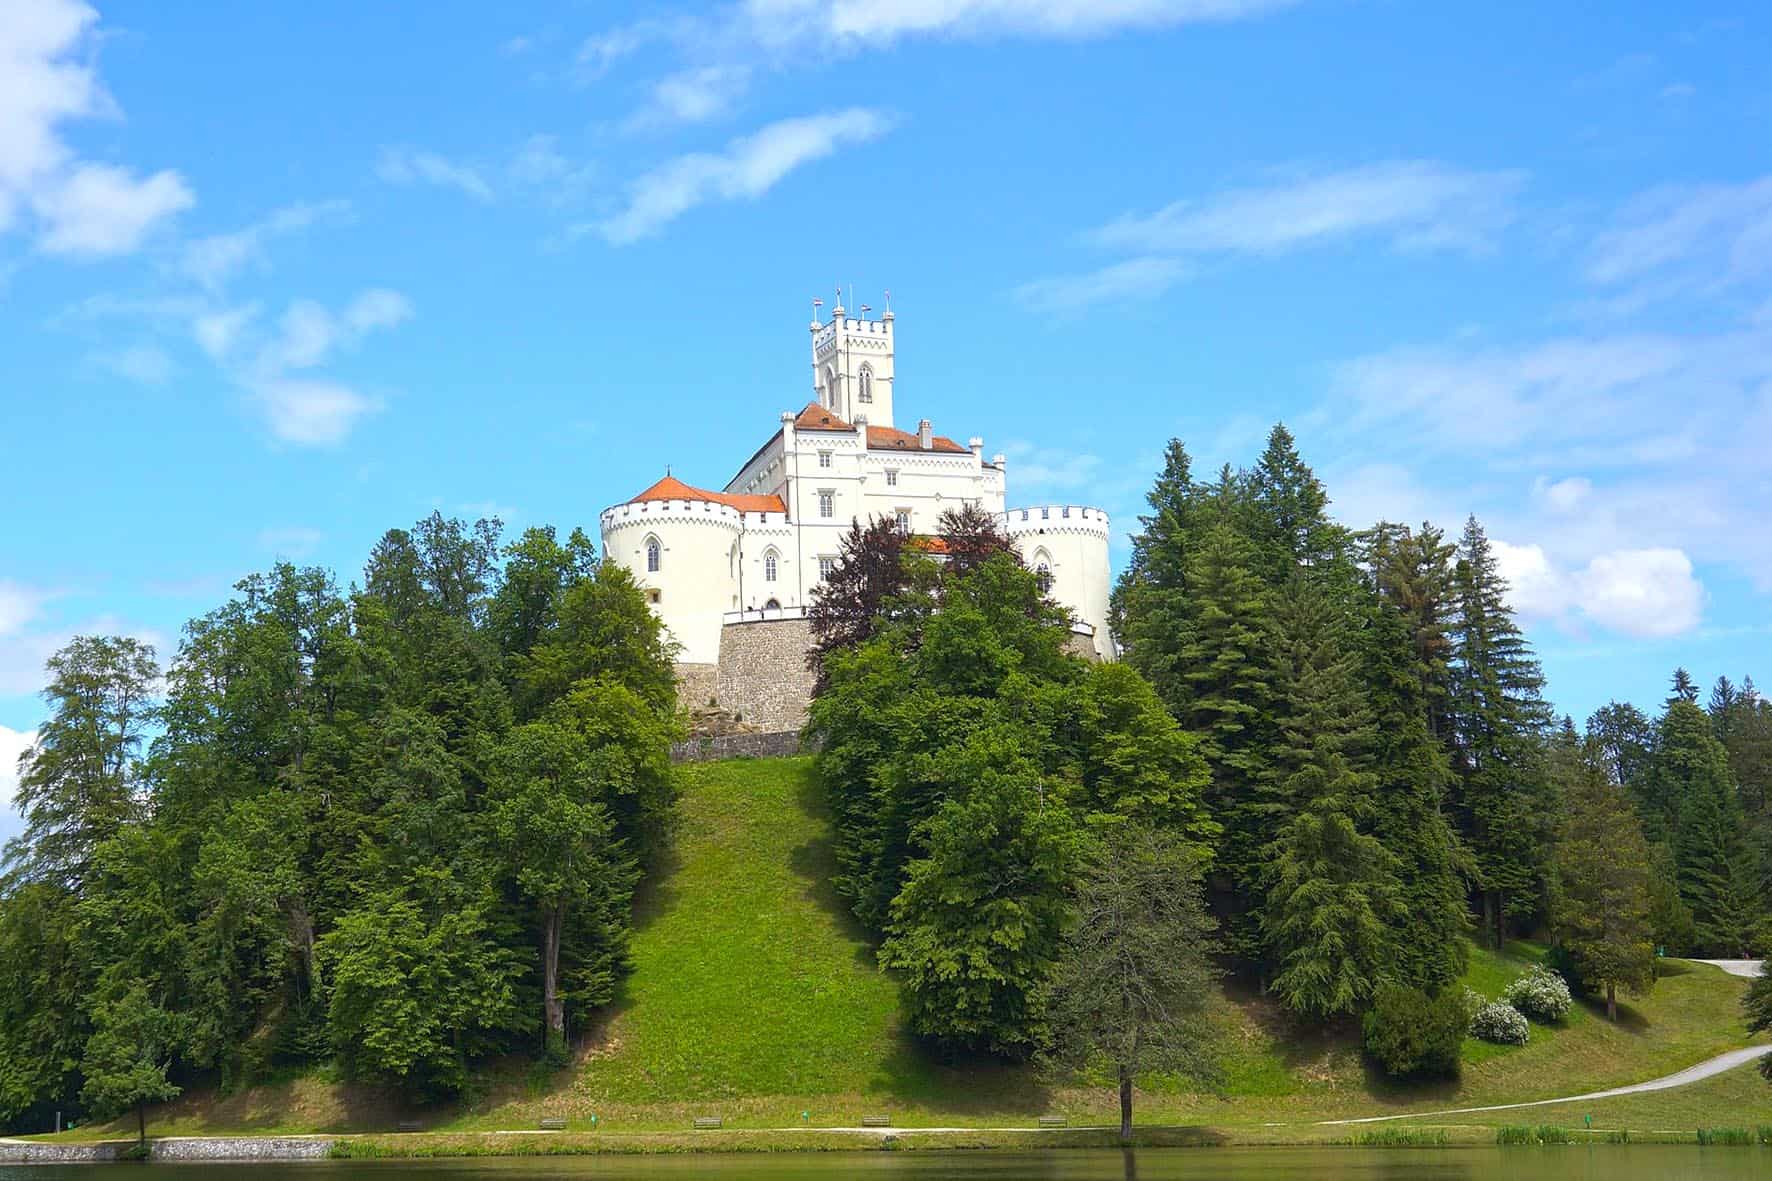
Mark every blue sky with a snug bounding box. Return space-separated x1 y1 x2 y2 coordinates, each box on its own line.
4 0 1772 833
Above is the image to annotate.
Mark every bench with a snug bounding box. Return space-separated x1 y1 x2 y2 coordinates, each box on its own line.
860 1115 891 1128
693 1117 723 1130
395 1121 423 1133
1038 1116 1068 1129
539 1117 566 1131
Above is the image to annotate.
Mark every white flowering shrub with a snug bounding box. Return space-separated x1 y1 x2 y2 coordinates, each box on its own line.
1469 1000 1530 1045
1503 966 1573 1022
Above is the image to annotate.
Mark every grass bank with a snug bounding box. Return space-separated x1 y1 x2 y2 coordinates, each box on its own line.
40 755 1770 1147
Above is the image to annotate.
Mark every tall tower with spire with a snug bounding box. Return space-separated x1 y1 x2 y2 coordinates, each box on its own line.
810 294 896 429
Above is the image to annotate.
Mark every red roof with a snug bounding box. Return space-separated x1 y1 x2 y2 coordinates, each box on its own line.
626 474 786 514
793 401 851 431
866 424 969 454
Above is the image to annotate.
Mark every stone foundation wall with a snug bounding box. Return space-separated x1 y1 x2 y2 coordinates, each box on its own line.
714 617 817 732
674 662 720 711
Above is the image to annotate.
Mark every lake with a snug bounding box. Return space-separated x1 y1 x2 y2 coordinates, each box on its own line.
4 1148 1769 1179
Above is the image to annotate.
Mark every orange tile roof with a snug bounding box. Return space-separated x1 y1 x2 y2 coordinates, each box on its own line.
626 474 786 514
793 401 851 431
866 424 969 454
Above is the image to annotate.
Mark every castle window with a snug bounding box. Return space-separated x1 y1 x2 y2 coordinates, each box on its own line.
764 550 778 582
885 469 898 487
646 588 661 604
819 556 835 580
645 537 661 572
1034 553 1054 596
818 450 832 469
818 490 834 518
895 509 910 535
858 364 873 403
765 598 781 610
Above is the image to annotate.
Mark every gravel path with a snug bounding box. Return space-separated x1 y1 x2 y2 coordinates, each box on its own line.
1322 1044 1772 1125
1693 959 1764 978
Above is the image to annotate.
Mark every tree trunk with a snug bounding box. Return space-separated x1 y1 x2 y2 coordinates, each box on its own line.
543 904 565 1055
137 1103 146 1149
1606 982 1617 1022
1480 891 1496 949
1118 1064 1133 1145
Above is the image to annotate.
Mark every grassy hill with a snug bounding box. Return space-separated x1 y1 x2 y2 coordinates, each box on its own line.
56 754 1772 1140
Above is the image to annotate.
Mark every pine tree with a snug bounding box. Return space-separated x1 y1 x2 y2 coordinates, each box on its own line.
1248 423 1344 579
1363 522 1457 743
1552 745 1656 1020
1113 440 1201 709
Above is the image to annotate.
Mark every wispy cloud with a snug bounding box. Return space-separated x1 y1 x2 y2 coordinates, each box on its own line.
1013 257 1190 316
590 108 893 244
1 1 194 257
1585 175 1772 299
1091 161 1524 258
747 0 1303 47
94 343 176 385
178 200 351 291
376 146 496 203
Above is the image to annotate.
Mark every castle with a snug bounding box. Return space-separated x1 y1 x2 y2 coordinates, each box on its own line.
600 299 1114 730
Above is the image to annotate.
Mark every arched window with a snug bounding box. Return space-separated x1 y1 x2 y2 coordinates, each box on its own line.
1033 550 1053 595
764 549 779 582
764 597 781 610
823 364 837 411
645 536 661 573
858 364 873 403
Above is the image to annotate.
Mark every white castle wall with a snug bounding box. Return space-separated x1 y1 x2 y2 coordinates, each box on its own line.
1003 505 1114 660
601 499 744 665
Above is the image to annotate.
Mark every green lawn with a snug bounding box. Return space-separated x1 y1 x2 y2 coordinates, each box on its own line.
47 754 1770 1142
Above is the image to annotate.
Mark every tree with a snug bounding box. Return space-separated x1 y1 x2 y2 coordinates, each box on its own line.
1247 422 1343 579
1260 755 1407 1019
806 516 909 690
79 980 182 1149
1041 826 1218 1144
5 636 158 888
1448 516 1553 948
935 502 1019 579
878 771 1081 1056
1551 747 1656 1020
1586 702 1654 793
1746 971 1772 1082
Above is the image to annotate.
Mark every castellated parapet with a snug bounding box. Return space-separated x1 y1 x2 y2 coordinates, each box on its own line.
1001 505 1114 660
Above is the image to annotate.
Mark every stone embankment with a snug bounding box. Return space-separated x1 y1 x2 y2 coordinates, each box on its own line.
0 1135 335 1163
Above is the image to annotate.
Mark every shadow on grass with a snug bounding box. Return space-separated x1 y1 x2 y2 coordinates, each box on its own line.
787 768 884 973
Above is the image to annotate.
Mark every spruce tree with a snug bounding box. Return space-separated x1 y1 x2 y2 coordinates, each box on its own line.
1448 516 1553 947
1552 746 1656 1020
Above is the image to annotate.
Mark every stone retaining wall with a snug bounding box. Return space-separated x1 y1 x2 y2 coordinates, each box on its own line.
670 730 809 763
0 1139 123 1162
715 617 817 731
152 1135 335 1161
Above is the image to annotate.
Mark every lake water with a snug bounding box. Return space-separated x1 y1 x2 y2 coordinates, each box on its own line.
5 1148 1769 1179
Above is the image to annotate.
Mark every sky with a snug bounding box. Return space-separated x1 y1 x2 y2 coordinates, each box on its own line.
3 0 1772 836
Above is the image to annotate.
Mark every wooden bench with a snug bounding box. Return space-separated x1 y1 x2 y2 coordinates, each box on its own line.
693 1117 722 1130
860 1115 891 1128
395 1121 423 1133
1038 1116 1068 1129
538 1117 566 1131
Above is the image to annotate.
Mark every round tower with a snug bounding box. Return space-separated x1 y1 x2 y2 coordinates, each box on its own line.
1000 504 1114 660
600 491 743 669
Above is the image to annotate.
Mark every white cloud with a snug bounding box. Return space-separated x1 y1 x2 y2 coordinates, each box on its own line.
1493 540 1706 639
1090 161 1524 258
0 725 34 818
250 289 412 379
32 161 193 256
193 302 260 361
1 1 193 255
1013 256 1190 315
1586 175 1772 296
376 146 495 203
1001 442 1102 489
748 0 1298 47
254 381 380 447
0 582 49 637
509 135 594 205
178 199 350 290
593 107 892 244
631 64 754 128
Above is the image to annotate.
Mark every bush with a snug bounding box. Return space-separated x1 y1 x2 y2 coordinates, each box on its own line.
1544 944 1587 998
1469 1000 1529 1045
1362 985 1464 1078
1503 966 1572 1022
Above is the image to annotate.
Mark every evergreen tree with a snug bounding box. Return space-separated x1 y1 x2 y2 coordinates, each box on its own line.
1448 516 1553 947
1551 746 1656 1020
1260 751 1407 1019
1586 702 1655 793
1247 423 1342 579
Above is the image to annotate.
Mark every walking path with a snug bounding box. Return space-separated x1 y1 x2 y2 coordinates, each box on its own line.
1693 959 1764 978
1321 1044 1772 1125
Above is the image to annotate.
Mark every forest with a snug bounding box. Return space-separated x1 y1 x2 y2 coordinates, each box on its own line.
2 426 1769 1137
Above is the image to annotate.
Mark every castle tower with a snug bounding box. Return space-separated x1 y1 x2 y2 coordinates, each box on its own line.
811 298 896 429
